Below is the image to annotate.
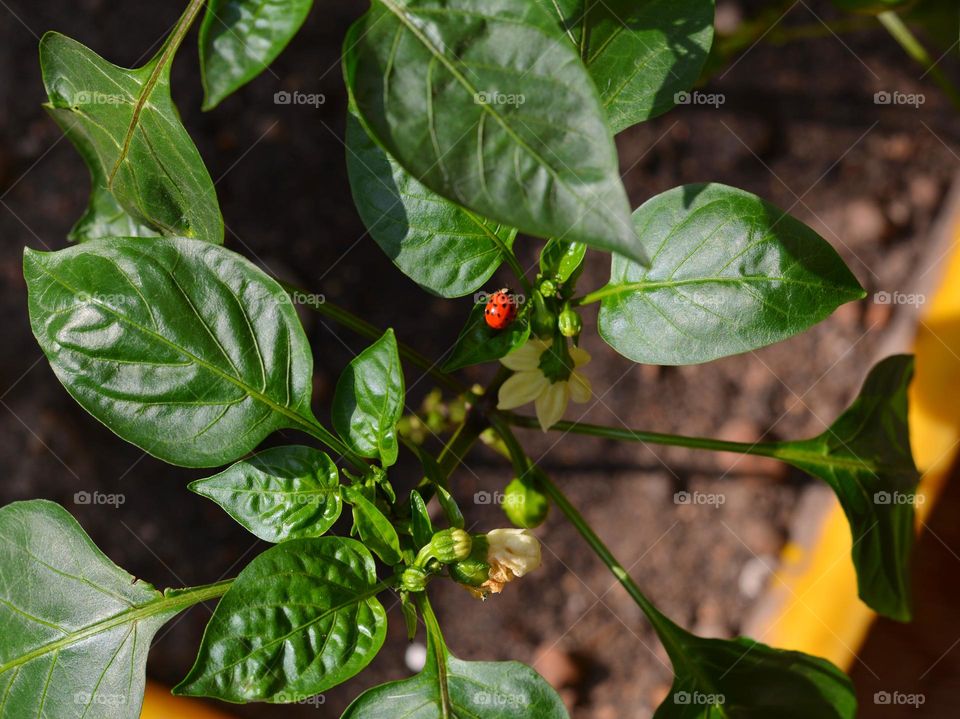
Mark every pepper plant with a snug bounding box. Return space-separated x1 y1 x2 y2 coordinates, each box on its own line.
1 0 924 717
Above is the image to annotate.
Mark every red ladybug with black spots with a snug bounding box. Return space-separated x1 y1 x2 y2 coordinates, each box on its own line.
484 288 518 330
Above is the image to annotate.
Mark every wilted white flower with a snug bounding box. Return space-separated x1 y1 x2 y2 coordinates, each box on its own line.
450 528 543 599
497 339 591 430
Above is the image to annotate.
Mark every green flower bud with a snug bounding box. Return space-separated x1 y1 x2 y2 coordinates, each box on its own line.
558 306 582 338
539 278 558 297
400 566 428 593
428 528 473 563
503 477 550 528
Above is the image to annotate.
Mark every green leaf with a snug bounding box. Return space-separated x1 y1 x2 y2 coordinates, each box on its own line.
540 239 587 284
24 237 318 468
597 184 865 365
40 32 223 245
442 301 530 372
652 615 856 718
199 0 314 109
343 0 646 264
174 537 387 702
541 0 716 132
341 485 403 565
189 445 343 543
771 355 918 620
346 112 517 298
333 329 405 467
342 600 568 719
0 500 227 719
409 490 434 548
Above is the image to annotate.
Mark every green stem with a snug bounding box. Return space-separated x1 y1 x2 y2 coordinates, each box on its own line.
277 279 467 395
878 11 960 112
486 415 683 656
109 0 206 184
299 415 368 471
415 593 453 717
501 412 782 459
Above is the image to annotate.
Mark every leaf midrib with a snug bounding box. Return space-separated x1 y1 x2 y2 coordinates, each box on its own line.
374 0 586 206
0 583 228 676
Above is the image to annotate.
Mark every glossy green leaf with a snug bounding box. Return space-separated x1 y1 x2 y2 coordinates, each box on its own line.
333 329 405 467
199 0 314 109
651 612 856 718
442 301 530 372
341 485 403 565
189 445 342 543
40 32 223 245
409 490 434 548
771 355 918 620
598 184 865 365
0 500 226 719
175 537 387 702
540 239 587 284
346 112 517 298
344 0 646 264
342 601 568 719
24 237 317 468
542 0 716 132
435 485 465 529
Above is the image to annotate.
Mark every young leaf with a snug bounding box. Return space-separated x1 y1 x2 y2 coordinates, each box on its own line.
342 600 569 718
189 445 342 543
541 0 716 132
772 355 919 620
333 329 405 467
40 32 223 245
174 537 388 702
341 485 403 565
0 500 226 719
25 237 316 468
598 184 865 365
346 112 517 298
442 301 530 372
343 0 647 264
540 239 587 284
652 619 856 718
409 490 434 549
199 0 314 110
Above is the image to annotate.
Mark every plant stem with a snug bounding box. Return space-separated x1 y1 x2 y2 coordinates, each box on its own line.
109 0 206 184
486 414 684 656
878 11 960 112
500 412 782 458
277 279 467 395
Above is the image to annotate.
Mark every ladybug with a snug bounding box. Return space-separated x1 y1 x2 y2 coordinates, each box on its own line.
484 288 518 330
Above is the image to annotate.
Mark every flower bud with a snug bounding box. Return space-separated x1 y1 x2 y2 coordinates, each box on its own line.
428 528 472 563
400 566 428 593
558 306 582 338
539 278 558 297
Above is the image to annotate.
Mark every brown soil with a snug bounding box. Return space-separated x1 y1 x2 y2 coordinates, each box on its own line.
1 1 958 717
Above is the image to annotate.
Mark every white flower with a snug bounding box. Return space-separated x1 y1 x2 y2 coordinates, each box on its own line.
497 339 591 430
486 528 541 584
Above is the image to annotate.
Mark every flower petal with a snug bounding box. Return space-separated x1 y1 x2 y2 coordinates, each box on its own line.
498 371 549 410
569 346 591 368
535 381 570 431
500 339 546 371
569 371 592 403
